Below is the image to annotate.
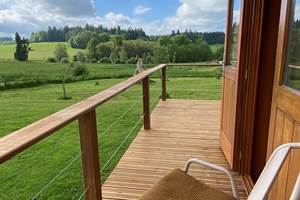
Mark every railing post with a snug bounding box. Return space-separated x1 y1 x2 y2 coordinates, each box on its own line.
162 66 167 101
78 109 102 200
143 76 150 130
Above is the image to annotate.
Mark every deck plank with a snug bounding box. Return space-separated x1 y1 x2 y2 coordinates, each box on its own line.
102 99 248 199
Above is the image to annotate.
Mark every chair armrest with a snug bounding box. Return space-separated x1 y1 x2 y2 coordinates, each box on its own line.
184 158 239 200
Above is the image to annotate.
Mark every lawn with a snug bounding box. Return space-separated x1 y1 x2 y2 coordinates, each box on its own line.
0 75 222 199
0 62 221 90
209 44 224 53
0 42 85 61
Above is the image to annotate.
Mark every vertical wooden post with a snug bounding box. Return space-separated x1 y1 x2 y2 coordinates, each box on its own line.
78 109 102 200
143 76 150 130
162 66 167 101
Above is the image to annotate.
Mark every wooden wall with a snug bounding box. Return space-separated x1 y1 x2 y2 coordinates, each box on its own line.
268 108 300 199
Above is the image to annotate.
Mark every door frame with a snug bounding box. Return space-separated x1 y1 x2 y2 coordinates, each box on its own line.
238 0 282 191
222 0 264 172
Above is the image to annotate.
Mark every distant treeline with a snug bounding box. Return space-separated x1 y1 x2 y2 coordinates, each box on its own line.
0 37 13 43
30 24 224 46
26 24 226 64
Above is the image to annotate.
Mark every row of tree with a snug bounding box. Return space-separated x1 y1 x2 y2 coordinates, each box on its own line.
30 25 148 44
30 24 225 48
83 33 223 64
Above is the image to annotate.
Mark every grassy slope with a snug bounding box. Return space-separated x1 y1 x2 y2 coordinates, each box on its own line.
0 42 221 61
210 44 224 53
0 77 222 199
0 42 85 61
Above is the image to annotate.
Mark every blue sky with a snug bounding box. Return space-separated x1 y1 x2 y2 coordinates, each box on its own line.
95 0 180 22
0 0 228 37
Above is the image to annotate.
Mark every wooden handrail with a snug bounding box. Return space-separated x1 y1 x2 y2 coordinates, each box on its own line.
167 63 222 67
0 64 166 164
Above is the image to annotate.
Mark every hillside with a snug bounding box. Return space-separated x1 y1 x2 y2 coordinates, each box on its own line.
0 42 85 61
0 41 222 62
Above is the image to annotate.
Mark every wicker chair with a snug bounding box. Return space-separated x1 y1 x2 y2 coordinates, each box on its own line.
139 143 300 200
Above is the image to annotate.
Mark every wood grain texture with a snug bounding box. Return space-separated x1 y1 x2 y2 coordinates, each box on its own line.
142 77 150 130
266 0 300 199
79 110 102 199
102 100 248 200
161 66 167 101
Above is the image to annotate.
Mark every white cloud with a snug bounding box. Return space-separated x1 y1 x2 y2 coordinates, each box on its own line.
0 0 227 36
0 0 134 35
133 5 152 15
295 5 300 20
145 0 227 35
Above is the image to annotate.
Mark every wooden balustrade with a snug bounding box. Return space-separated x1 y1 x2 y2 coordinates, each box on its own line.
78 109 102 199
162 66 167 101
0 64 168 200
143 76 150 130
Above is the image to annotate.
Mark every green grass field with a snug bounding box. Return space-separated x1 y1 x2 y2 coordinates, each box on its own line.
0 62 221 90
0 42 85 61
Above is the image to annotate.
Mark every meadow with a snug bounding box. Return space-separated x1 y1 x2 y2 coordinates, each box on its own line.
0 42 223 199
0 61 221 90
0 42 84 61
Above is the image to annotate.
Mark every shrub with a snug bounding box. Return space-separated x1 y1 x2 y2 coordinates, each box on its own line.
109 50 118 63
72 55 78 62
76 51 86 62
61 57 69 63
89 58 98 63
71 62 89 77
127 56 139 64
54 43 69 62
119 48 128 63
114 59 122 64
47 57 56 63
98 57 111 64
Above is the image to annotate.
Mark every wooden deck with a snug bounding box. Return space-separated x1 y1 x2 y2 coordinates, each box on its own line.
102 99 248 199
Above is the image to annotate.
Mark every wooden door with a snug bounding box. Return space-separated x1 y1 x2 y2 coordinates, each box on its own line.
220 0 242 169
267 0 300 199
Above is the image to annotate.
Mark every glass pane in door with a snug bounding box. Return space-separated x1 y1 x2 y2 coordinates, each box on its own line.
229 0 241 66
284 0 300 91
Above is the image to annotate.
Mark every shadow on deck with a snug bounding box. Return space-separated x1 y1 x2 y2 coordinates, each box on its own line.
102 99 248 199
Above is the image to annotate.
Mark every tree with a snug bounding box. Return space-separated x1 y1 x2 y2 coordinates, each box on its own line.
86 38 98 59
14 33 29 61
112 35 124 47
54 43 69 62
172 34 192 46
109 50 118 63
119 48 128 63
96 43 113 59
153 45 170 64
214 45 225 61
159 36 172 46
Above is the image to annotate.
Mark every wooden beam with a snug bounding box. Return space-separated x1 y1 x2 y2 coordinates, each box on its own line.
143 76 150 130
162 66 167 101
78 110 102 200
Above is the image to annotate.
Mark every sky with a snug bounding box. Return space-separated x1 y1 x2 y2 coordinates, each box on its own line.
0 0 231 37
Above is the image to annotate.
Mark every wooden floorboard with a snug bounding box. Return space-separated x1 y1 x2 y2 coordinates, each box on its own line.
102 99 248 200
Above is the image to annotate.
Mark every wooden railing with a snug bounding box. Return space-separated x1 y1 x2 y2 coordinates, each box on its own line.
0 64 167 199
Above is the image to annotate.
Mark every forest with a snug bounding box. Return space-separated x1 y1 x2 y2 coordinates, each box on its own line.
28 24 225 64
